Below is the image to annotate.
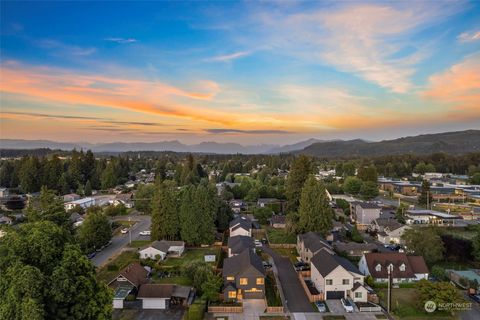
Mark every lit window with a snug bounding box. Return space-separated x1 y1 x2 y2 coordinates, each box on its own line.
256 278 264 285
342 279 349 285
355 292 362 298
226 276 234 281
326 279 333 285
240 278 248 285
228 291 236 298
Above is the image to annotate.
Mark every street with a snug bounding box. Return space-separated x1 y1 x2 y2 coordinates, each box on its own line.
91 214 151 267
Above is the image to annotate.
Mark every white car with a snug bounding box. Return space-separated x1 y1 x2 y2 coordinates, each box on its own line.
139 230 151 236
120 228 129 234
341 298 354 313
254 240 262 247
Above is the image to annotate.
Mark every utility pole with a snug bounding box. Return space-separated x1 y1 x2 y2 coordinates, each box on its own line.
387 266 392 314
426 191 430 210
128 217 132 245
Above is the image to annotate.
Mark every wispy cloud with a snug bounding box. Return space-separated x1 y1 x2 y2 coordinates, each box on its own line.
35 39 96 56
458 30 480 42
206 128 292 134
207 51 249 62
104 37 138 44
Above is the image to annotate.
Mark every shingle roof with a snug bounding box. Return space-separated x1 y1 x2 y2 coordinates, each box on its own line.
229 216 252 231
311 250 361 277
299 232 332 253
374 218 403 231
270 215 286 224
222 250 265 278
363 252 429 279
148 240 184 253
137 284 173 299
112 262 148 288
356 202 382 209
228 235 254 255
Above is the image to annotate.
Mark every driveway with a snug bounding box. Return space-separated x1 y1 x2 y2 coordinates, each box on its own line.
262 246 313 312
326 300 346 314
91 215 151 267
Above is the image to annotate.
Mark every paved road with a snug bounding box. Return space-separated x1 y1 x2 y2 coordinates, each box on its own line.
262 246 314 312
91 215 151 267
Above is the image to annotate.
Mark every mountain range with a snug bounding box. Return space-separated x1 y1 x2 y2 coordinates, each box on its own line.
1 130 479 156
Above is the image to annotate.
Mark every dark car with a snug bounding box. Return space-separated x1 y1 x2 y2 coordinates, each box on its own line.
469 294 480 304
87 252 96 259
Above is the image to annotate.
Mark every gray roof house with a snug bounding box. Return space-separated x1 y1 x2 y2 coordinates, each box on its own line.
229 216 252 237
228 235 255 257
222 250 266 301
310 250 365 301
297 232 334 262
139 240 185 260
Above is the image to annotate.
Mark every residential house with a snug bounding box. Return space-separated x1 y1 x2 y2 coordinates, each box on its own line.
270 215 286 229
113 193 134 209
371 218 409 244
229 216 252 237
257 198 278 208
333 242 379 257
63 193 80 203
139 240 185 260
405 209 463 225
228 235 255 257
351 202 382 230
310 250 366 301
69 212 84 228
109 262 149 309
222 250 266 301
446 269 480 289
229 199 246 214
297 232 334 262
64 197 95 211
358 252 429 283
0 187 9 198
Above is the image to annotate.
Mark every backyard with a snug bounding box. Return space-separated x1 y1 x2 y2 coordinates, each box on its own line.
96 251 139 283
158 247 221 268
266 228 296 244
271 248 298 264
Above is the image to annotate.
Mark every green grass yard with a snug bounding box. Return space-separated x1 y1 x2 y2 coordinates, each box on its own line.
271 248 298 263
266 228 296 244
96 251 139 283
159 247 220 268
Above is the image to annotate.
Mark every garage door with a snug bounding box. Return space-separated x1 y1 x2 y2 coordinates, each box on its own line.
326 291 345 299
142 298 167 309
244 291 264 299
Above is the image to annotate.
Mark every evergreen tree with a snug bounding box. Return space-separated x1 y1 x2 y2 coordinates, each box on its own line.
194 184 216 245
472 230 480 261
151 181 179 240
359 181 379 200
343 176 362 195
179 185 200 244
418 179 433 208
84 180 92 196
285 155 313 212
357 165 378 182
100 160 118 190
19 156 40 193
297 175 332 235
27 187 71 229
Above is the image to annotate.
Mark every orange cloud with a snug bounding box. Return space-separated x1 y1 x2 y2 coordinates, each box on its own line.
424 54 480 113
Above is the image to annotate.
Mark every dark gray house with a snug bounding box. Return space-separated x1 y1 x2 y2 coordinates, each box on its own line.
297 232 334 262
227 235 255 257
222 250 266 301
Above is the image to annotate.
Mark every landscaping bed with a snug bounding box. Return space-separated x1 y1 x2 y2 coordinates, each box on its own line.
265 274 282 307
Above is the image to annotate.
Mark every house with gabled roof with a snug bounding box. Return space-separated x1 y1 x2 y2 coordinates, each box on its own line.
222 250 266 301
371 218 410 244
228 235 255 257
139 240 185 260
358 252 429 283
310 250 365 301
351 202 382 230
297 232 334 262
229 216 252 237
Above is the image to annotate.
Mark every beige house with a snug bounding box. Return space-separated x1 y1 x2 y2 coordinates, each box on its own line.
297 232 334 262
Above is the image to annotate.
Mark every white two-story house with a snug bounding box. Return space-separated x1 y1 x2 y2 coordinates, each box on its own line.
229 216 252 238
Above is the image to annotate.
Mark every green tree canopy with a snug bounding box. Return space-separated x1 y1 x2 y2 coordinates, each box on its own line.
285 155 313 212
360 181 379 200
76 209 112 253
418 180 433 208
402 227 444 264
343 176 362 195
152 181 180 240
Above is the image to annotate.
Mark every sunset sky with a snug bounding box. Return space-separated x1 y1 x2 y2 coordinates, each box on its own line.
1 1 479 145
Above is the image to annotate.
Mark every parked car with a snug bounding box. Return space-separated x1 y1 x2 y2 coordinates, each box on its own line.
87 252 96 259
139 230 151 236
254 240 262 247
341 298 354 313
315 301 327 312
262 261 272 269
121 228 129 234
469 294 480 304
294 261 307 268
261 238 268 244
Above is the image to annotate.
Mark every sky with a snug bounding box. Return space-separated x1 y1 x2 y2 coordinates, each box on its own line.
1 1 479 145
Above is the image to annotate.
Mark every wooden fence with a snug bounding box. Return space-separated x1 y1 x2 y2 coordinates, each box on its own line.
297 273 323 302
265 306 284 313
207 305 243 313
268 243 297 249
299 270 311 277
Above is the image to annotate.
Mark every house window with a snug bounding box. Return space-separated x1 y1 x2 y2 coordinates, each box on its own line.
399 263 406 271
240 278 248 285
226 276 234 281
326 279 333 285
342 279 350 285
228 291 236 298
256 278 264 285
375 264 382 272
355 292 362 298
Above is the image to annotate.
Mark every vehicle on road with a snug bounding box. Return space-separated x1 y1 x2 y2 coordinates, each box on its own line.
120 228 129 234
87 252 96 259
139 230 151 236
315 301 327 312
469 294 480 304
341 298 354 313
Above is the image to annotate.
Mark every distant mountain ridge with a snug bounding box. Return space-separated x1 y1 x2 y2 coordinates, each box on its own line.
295 130 480 157
2 130 479 155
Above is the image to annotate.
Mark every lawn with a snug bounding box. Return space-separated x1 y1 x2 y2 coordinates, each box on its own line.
127 240 152 248
96 251 139 283
377 288 456 320
272 248 298 264
183 298 206 320
159 247 220 268
266 228 296 244
156 276 193 286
